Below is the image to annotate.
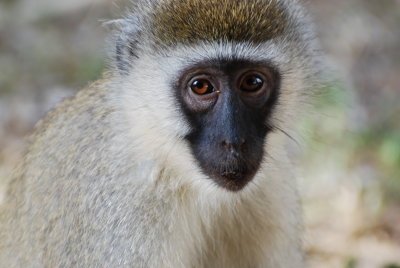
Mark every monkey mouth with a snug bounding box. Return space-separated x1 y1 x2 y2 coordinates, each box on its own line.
208 166 256 192
194 149 263 192
221 170 244 181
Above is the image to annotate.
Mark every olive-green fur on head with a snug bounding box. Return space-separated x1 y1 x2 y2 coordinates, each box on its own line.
151 0 288 46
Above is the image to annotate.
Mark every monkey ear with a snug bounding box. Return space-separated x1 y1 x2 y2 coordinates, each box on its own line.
114 20 142 75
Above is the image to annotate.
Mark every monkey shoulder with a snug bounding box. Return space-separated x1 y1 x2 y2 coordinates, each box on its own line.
16 76 121 194
34 77 114 142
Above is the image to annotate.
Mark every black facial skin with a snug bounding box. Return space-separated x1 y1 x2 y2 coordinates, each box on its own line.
176 59 280 191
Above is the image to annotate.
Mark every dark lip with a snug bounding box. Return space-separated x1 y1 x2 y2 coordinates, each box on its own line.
221 170 243 180
198 149 262 192
209 168 256 192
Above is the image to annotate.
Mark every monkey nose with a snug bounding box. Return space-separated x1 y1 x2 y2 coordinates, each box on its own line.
221 139 246 155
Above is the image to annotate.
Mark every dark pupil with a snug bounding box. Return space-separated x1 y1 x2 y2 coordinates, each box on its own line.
191 79 213 94
194 80 204 88
244 76 263 90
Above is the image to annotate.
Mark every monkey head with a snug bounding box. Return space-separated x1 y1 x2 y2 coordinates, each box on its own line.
114 0 320 192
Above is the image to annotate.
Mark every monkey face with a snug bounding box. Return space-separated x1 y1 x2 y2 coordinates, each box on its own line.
176 59 280 191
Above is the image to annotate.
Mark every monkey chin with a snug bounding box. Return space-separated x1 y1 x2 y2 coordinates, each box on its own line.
211 169 257 192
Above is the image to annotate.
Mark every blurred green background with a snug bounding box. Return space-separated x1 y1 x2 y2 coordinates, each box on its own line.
0 0 399 267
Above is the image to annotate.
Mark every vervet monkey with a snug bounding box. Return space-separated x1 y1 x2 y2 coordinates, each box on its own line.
0 0 322 267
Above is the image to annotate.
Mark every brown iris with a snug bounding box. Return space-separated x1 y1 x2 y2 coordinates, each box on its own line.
190 79 214 95
240 74 264 92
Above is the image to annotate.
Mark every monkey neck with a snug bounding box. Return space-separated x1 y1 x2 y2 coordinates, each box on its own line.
134 144 302 266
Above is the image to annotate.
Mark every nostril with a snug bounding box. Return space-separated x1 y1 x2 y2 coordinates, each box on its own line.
221 139 245 152
239 139 246 148
221 140 233 151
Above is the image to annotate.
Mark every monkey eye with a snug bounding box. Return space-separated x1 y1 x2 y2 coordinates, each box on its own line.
190 79 215 95
240 74 264 92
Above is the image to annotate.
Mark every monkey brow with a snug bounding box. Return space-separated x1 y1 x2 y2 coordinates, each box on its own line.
151 0 288 47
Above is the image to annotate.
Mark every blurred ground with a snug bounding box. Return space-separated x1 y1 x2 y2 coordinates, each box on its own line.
304 1 400 267
0 0 399 267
